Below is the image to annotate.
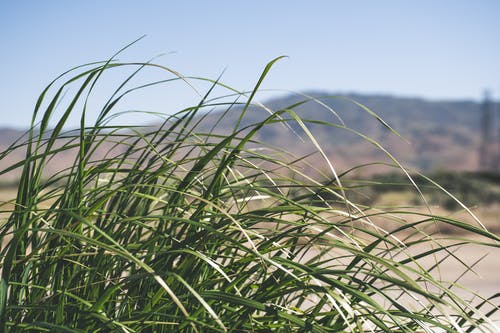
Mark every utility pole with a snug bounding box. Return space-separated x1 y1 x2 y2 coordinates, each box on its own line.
479 90 493 170
494 97 500 171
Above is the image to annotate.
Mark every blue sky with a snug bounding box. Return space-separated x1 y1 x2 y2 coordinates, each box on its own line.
1 1 499 128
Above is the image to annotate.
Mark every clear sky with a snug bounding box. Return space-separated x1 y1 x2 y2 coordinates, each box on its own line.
1 0 499 128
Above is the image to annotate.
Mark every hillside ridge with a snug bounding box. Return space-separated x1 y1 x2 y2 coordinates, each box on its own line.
1 92 494 180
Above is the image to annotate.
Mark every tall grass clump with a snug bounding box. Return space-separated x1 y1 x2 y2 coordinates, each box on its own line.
0 50 499 332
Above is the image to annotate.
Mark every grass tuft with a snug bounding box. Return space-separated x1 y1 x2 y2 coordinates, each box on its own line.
0 50 498 332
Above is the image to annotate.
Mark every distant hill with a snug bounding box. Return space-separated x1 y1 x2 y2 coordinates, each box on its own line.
195 92 489 173
0 92 494 181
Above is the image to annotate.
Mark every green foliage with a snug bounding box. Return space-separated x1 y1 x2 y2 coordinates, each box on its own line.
0 51 498 332
358 171 500 210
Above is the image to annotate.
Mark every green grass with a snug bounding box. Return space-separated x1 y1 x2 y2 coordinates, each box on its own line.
0 47 499 332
